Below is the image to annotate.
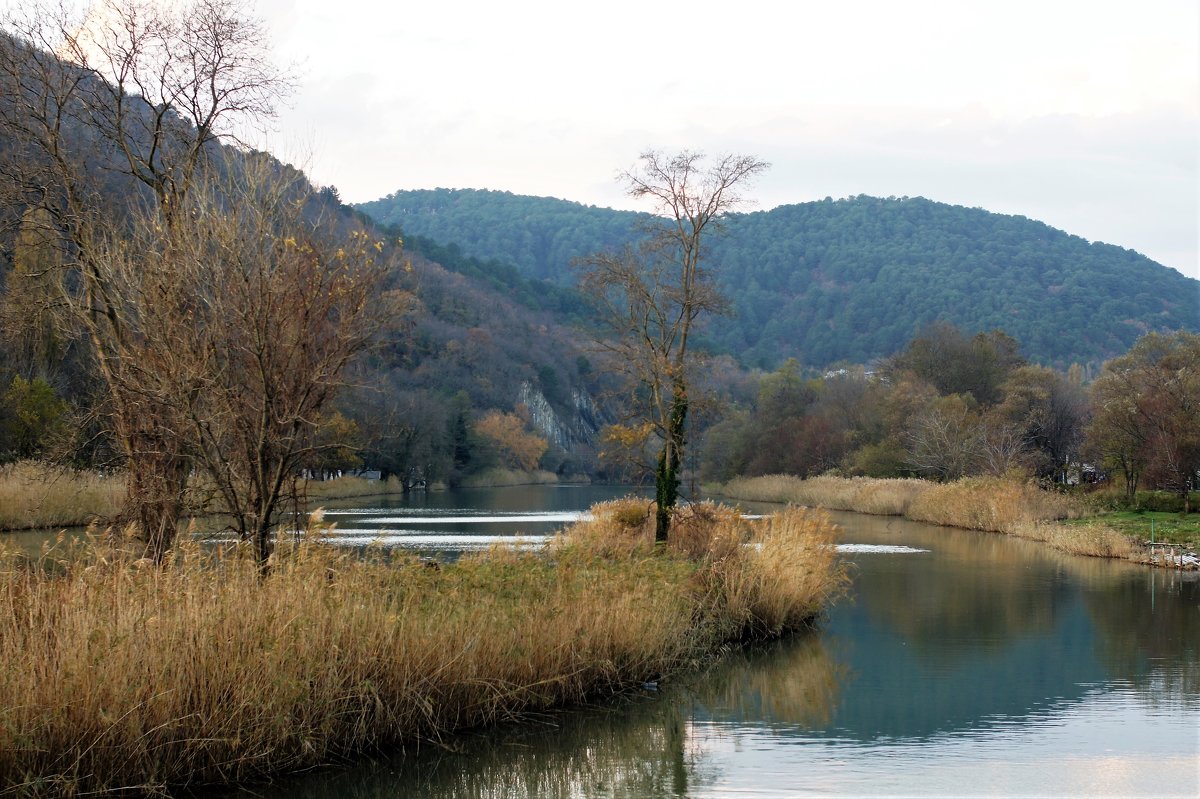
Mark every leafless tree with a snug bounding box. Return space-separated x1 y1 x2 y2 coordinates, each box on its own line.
0 0 293 559
95 156 394 565
578 150 767 541
903 394 983 481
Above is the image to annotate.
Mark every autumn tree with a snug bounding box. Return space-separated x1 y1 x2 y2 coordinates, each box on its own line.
476 409 548 471
1087 332 1200 510
579 150 767 542
903 393 983 481
994 364 1087 481
0 0 292 558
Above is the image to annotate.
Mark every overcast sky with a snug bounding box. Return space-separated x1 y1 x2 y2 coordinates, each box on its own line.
255 0 1199 281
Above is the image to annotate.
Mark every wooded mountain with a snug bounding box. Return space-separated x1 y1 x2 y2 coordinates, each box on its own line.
0 29 606 480
358 189 1200 369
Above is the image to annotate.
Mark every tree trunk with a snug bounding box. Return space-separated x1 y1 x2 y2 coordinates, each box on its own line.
121 428 189 563
654 389 688 543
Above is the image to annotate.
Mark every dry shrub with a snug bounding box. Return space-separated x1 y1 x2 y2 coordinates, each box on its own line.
666 502 748 562
558 497 656 556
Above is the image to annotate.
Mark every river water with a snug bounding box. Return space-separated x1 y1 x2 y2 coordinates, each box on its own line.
209 484 1199 798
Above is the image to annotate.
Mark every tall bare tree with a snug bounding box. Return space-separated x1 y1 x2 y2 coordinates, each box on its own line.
579 150 767 541
0 0 292 559
94 156 395 565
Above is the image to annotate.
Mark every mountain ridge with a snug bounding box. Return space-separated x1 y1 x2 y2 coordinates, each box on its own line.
357 189 1199 369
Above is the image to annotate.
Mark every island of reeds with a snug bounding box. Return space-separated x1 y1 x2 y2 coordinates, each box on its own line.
0 500 845 796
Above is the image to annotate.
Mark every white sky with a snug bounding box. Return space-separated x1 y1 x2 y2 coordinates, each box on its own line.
255 0 1199 279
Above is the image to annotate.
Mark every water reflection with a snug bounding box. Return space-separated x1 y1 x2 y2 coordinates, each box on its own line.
207 499 1200 797
249 634 840 799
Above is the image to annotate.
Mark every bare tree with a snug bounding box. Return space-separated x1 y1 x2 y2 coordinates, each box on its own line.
579 150 767 541
0 0 292 559
95 157 394 565
903 394 983 481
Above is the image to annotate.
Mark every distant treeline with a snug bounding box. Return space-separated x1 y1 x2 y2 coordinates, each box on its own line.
693 324 1198 508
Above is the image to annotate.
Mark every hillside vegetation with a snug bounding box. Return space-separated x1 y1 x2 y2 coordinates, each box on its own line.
358 189 1199 368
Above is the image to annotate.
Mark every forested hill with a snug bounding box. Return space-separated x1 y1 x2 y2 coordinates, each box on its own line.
357 189 1200 369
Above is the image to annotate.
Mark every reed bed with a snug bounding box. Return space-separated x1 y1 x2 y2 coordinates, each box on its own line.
459 468 560 488
0 461 123 531
0 501 843 796
1003 519 1139 560
718 474 928 516
715 474 1151 563
905 477 1087 532
0 468 412 534
299 474 406 500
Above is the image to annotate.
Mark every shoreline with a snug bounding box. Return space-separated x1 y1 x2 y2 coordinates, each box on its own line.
711 474 1199 570
0 464 605 535
0 501 843 796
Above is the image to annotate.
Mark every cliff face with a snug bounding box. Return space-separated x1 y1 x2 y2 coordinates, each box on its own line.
518 382 604 453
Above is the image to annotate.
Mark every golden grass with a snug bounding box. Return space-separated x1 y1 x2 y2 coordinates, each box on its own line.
716 473 1154 564
459 468 560 488
1004 519 1139 560
0 467 411 534
299 474 406 500
0 461 124 531
0 500 843 796
718 474 928 516
905 477 1087 532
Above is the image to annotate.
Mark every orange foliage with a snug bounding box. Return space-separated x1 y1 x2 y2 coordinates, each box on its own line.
475 411 548 471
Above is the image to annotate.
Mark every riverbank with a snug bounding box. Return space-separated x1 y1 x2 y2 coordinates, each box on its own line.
0 461 599 534
0 500 844 796
0 461 410 533
712 474 1198 568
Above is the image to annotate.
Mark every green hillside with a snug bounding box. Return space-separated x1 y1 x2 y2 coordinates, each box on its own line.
358 189 1200 368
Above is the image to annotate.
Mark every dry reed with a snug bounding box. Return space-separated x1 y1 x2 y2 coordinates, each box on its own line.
717 473 1151 564
0 499 843 796
905 477 1087 532
718 474 928 516
0 461 123 531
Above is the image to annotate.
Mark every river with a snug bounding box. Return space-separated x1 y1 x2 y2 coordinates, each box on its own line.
203 484 1198 798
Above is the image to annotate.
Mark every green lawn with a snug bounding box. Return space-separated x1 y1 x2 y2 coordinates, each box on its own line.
1067 511 1200 549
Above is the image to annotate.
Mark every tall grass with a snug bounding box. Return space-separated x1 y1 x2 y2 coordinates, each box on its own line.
299 474 406 500
716 474 1152 564
0 500 843 796
0 461 123 531
718 474 927 516
0 466 410 534
459 468 560 488
905 477 1087 531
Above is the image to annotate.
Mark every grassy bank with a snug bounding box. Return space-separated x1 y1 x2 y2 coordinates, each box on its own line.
0 462 409 533
0 501 843 796
459 467 561 488
715 474 1196 566
0 461 124 531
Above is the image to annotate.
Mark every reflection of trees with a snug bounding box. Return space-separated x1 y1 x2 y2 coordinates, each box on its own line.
1080 569 1200 698
253 634 841 799
855 531 1071 662
687 633 843 729
252 692 712 799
